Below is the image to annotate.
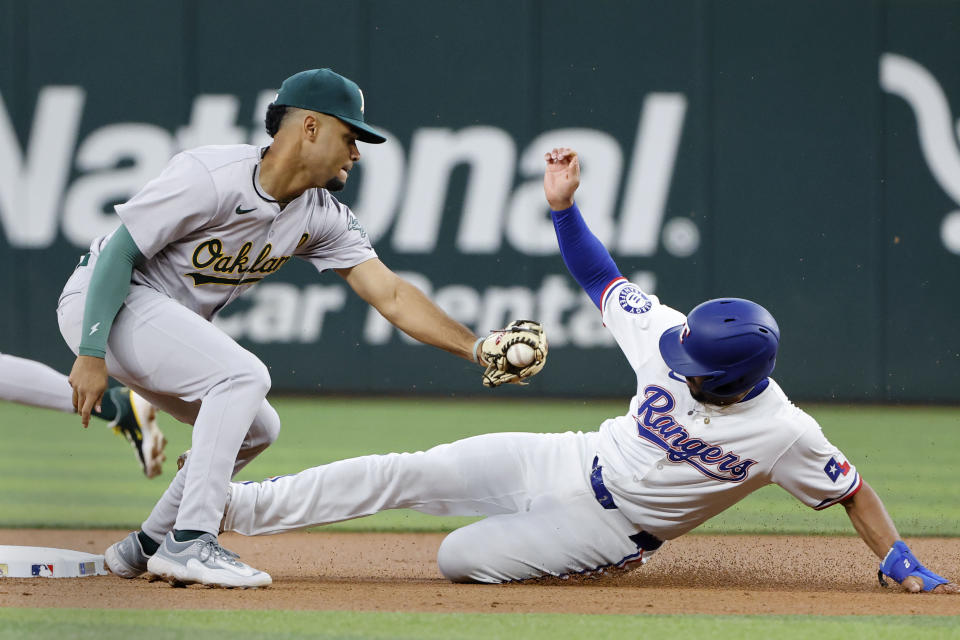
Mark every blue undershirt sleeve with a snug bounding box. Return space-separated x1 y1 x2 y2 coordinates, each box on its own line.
550 203 623 309
78 226 145 358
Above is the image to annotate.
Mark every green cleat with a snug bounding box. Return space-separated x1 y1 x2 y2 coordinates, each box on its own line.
107 387 167 478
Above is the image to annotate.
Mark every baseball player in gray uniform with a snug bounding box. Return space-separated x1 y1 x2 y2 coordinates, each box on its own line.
216 148 957 594
57 69 546 588
0 352 165 477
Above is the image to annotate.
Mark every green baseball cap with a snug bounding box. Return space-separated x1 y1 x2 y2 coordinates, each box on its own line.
275 69 386 144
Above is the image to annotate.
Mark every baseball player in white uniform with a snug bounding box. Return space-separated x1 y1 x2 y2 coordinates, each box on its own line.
217 148 957 594
0 352 165 477
57 69 546 589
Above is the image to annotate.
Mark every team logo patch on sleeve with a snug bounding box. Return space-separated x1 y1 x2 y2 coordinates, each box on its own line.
347 214 367 238
618 285 652 314
823 456 850 482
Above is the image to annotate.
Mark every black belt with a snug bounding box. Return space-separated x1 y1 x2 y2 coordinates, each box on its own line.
590 456 663 551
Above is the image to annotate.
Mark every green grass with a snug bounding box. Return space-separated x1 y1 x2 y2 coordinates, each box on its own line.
0 610 957 640
0 398 958 535
1 400 958 635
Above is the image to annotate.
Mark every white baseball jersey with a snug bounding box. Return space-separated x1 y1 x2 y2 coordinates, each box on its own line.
89 144 376 321
593 277 862 541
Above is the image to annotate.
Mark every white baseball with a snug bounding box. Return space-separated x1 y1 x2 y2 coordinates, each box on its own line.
506 343 535 367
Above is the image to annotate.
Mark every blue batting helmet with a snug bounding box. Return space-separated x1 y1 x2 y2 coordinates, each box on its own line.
658 298 780 399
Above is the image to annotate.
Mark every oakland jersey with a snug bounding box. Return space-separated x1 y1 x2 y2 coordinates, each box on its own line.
92 145 376 320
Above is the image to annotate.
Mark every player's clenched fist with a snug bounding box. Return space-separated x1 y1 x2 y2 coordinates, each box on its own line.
543 147 581 211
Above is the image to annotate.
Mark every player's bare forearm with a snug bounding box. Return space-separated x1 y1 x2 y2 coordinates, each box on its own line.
384 280 478 360
841 480 900 559
846 481 960 593
338 259 477 361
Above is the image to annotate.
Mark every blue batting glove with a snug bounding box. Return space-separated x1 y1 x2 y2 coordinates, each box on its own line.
878 541 948 592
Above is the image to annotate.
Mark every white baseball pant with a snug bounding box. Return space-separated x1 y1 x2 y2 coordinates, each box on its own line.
223 430 658 583
57 257 279 537
0 353 75 412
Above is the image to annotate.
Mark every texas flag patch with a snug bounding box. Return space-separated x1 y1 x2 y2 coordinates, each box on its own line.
823 456 851 482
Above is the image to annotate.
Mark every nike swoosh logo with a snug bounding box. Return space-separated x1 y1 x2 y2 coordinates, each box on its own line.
235 205 256 215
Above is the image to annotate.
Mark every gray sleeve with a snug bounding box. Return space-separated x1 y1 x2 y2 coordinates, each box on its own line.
295 195 377 273
115 152 219 259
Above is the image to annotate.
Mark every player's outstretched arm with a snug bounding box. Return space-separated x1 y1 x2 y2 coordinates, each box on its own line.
337 259 547 387
337 258 478 361
842 480 959 593
543 148 623 309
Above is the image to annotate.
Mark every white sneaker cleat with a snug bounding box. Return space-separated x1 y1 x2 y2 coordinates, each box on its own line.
104 531 153 578
146 532 271 589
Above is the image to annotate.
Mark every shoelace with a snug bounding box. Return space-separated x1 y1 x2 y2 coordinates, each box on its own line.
197 538 244 566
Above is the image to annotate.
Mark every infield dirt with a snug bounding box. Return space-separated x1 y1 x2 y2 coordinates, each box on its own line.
1 529 958 615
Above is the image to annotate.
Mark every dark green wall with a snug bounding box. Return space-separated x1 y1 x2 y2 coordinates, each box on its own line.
1 0 958 401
